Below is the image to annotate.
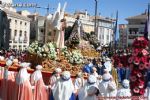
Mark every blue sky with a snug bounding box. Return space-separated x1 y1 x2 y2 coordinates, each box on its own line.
14 0 149 24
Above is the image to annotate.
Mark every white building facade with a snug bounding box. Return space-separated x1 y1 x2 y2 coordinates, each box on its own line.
0 0 31 50
96 17 115 46
5 9 31 50
126 13 147 47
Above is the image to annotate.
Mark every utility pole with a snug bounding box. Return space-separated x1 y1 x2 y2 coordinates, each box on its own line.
94 0 98 35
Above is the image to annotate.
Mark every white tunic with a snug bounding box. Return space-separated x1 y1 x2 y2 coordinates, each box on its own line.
117 88 131 100
78 82 99 100
104 61 112 72
99 81 110 97
52 78 74 100
74 77 84 90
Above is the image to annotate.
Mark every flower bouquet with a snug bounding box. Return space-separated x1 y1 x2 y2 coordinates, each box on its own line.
129 37 149 96
68 50 83 64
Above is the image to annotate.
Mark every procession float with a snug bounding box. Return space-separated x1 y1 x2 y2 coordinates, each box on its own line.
0 2 100 80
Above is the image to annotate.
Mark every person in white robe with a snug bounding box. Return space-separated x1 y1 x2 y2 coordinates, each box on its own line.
0 56 5 79
92 67 99 78
52 71 75 100
78 75 99 100
99 71 112 97
144 81 150 100
49 68 62 89
14 62 33 100
107 77 117 97
117 79 131 100
74 72 85 92
31 65 49 100
104 57 112 73
0 59 13 100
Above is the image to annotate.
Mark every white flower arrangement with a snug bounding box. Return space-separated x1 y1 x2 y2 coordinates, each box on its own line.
68 50 83 64
28 42 57 60
28 41 39 54
61 46 70 57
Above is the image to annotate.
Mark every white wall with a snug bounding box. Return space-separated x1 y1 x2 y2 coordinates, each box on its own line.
8 16 30 50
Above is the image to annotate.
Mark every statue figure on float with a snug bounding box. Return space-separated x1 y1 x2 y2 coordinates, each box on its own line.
47 2 67 49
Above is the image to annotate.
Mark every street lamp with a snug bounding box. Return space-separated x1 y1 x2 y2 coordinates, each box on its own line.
94 0 98 35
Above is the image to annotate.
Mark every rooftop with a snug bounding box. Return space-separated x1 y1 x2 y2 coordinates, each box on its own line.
3 9 31 21
126 13 147 20
90 16 115 22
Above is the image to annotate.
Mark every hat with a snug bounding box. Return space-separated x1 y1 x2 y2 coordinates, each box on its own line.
76 72 83 78
0 56 5 60
104 69 109 73
88 75 97 84
20 62 27 68
92 67 97 71
122 79 129 88
20 62 30 68
105 57 111 61
25 63 31 68
55 68 62 73
9 56 14 60
61 71 71 80
13 59 18 63
102 73 111 81
6 59 13 66
36 65 43 70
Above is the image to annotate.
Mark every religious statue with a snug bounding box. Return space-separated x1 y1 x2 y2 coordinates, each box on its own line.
58 18 67 48
75 15 83 41
47 2 67 49
66 15 84 47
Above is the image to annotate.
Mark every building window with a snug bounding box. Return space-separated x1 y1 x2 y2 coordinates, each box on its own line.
20 21 22 25
14 30 17 42
25 22 27 26
19 30 22 36
129 28 138 34
15 20 17 24
14 30 17 36
107 34 109 40
24 31 27 43
102 34 104 39
10 29 12 39
19 45 22 50
99 34 101 40
13 45 17 49
41 29 44 33
9 19 11 23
